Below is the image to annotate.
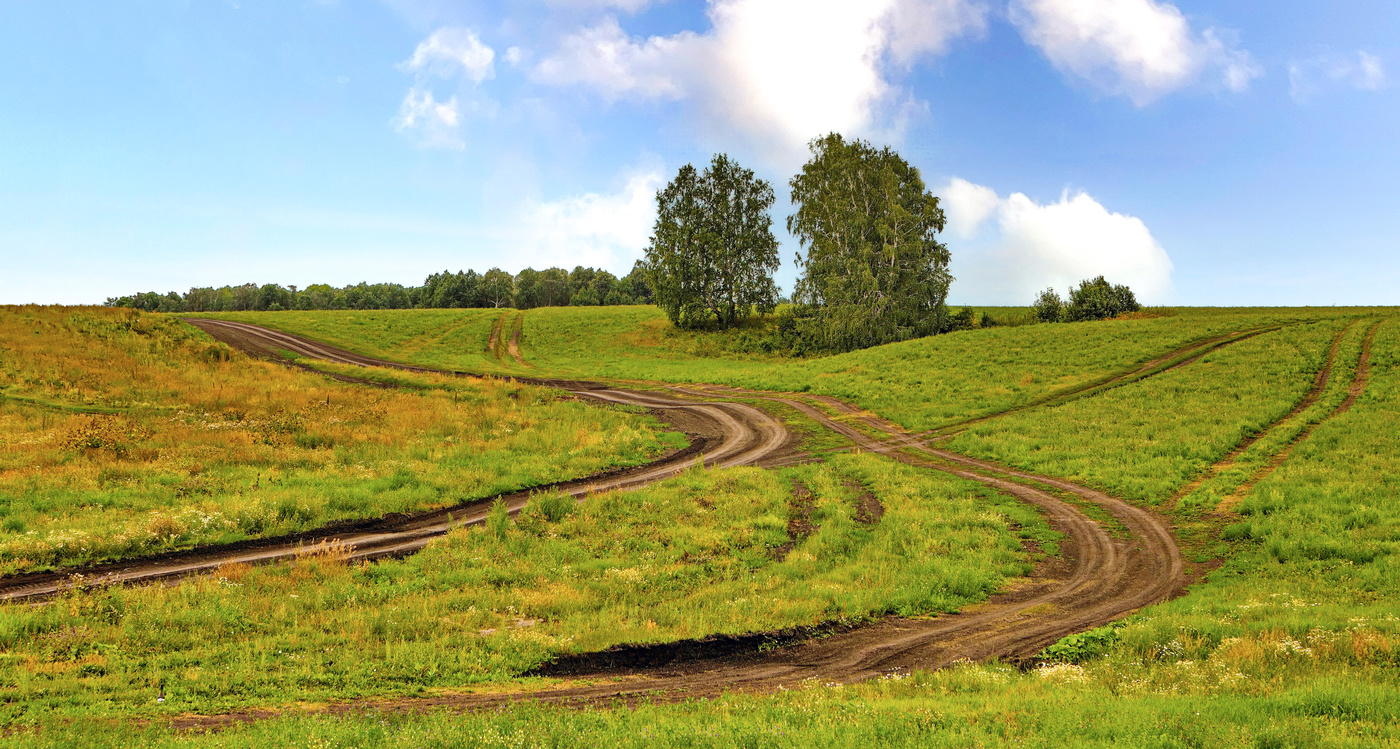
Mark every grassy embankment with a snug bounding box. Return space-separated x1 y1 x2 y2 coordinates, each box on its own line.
0 306 678 574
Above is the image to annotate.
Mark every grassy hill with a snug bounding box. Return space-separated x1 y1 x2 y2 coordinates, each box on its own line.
5 303 1400 746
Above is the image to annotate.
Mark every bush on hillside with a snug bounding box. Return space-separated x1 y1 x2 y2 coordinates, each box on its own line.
1033 288 1064 323
1034 277 1141 323
1065 276 1141 321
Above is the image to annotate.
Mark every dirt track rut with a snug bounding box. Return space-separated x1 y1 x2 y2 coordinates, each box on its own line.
2 318 1192 726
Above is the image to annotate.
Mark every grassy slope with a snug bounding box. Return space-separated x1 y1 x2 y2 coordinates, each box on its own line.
0 307 675 573
197 306 1368 431
947 319 1350 504
0 453 1048 723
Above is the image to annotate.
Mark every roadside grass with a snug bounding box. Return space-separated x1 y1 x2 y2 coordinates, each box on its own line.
945 319 1353 504
192 306 1375 432
0 452 1048 724
0 306 674 573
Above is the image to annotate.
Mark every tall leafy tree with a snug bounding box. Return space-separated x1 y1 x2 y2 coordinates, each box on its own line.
482 268 515 308
645 153 779 330
538 267 571 307
786 133 952 352
514 268 542 309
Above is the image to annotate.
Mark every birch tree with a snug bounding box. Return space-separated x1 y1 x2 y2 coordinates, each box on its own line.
787 133 952 352
644 155 779 330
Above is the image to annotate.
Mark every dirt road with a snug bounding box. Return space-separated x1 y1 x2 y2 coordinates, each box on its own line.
1 318 1187 726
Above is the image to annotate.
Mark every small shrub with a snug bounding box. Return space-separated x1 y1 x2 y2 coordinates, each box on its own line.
942 308 976 333
1039 621 1124 663
1033 288 1064 323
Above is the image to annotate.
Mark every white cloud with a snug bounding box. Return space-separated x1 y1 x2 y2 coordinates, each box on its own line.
392 88 464 149
1289 51 1386 103
1009 0 1260 105
514 169 664 271
399 27 496 82
535 17 694 100
535 0 987 159
942 178 1173 304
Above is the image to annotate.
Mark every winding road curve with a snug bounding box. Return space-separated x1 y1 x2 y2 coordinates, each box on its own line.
2 318 1193 724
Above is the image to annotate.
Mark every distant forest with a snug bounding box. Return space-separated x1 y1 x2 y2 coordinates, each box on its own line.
106 262 652 313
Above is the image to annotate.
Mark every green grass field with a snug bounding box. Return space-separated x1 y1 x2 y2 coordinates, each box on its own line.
6 304 1400 746
0 453 1050 724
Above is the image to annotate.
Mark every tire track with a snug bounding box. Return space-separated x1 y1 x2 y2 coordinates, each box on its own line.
1169 320 1356 505
921 325 1284 438
507 311 530 367
1213 319 1382 513
0 322 799 603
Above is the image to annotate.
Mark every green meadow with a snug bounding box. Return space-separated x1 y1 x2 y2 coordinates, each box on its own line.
5 304 1400 746
0 453 1046 724
203 305 1374 431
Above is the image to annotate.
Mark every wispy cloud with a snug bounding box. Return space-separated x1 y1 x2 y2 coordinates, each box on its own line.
1009 0 1261 105
392 89 463 149
515 168 664 272
393 27 497 149
1289 51 1385 103
399 28 496 82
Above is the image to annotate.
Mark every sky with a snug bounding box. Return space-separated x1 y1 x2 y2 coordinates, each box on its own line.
1 0 1396 306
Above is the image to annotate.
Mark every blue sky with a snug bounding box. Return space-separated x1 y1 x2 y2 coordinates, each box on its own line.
1 1 1395 306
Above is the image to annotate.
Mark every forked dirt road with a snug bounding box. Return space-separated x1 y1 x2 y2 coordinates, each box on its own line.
0 318 1188 725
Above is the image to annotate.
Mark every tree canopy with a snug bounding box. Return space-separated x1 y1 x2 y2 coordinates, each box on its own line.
785 133 952 353
644 154 779 330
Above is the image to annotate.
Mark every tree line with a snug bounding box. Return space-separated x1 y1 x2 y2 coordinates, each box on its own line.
111 130 1142 353
105 264 653 313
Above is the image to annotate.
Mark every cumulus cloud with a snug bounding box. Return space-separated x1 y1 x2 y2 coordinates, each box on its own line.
399 28 496 82
514 169 664 271
941 178 1173 304
1009 0 1261 105
392 89 464 149
535 0 987 159
1289 51 1386 103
